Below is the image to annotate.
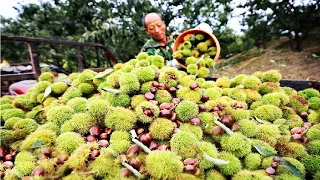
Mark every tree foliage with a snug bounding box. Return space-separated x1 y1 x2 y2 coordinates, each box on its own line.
241 0 320 51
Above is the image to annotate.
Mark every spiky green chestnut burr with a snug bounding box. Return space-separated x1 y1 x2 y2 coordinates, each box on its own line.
38 72 54 83
282 86 298 96
66 97 88 113
259 82 281 95
20 130 56 151
244 153 261 170
175 100 199 122
179 75 196 87
173 50 184 60
232 170 269 180
183 40 192 49
230 74 247 88
47 105 74 127
12 161 37 177
195 34 205 41
185 57 197 66
183 49 192 57
145 150 184 179
198 67 210 78
149 118 174 140
205 57 215 68
196 78 206 85
56 132 84 154
170 131 199 158
309 97 320 110
216 77 231 88
197 42 208 52
179 123 203 140
308 110 320 124
78 83 94 94
0 104 13 111
277 174 302 180
228 88 247 102
155 90 172 104
119 73 140 94
105 92 130 107
61 87 82 103
14 151 37 165
106 70 122 89
198 112 217 134
135 101 160 123
288 95 309 112
284 114 303 128
132 67 155 84
301 155 320 176
279 142 307 158
227 108 251 122
13 118 38 134
87 99 109 126
192 49 200 57
121 64 134 72
130 95 146 108
158 67 179 87
217 151 242 176
256 124 280 146
136 52 149 60
51 82 68 95
2 108 25 121
196 141 218 169
37 122 59 134
298 88 320 99
151 55 165 68
136 59 150 67
77 72 94 83
176 173 198 180
261 70 282 83
240 76 261 90
254 104 282 122
306 125 320 141
0 130 14 148
110 131 130 142
244 89 262 104
61 113 96 135
63 173 94 180
187 64 198 75
277 157 306 177
262 92 290 106
105 107 136 131
108 140 131 155
220 133 252 157
238 119 258 137
140 81 153 94
4 117 23 129
205 169 226 180
201 81 216 89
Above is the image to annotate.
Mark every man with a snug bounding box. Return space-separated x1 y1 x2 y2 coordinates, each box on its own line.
141 13 174 61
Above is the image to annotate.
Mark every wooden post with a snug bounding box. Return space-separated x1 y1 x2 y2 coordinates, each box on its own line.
76 46 84 72
27 43 41 79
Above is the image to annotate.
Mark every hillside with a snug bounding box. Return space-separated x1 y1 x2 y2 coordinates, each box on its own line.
211 37 320 80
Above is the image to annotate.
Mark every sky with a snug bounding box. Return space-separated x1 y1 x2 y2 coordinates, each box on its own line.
0 0 246 35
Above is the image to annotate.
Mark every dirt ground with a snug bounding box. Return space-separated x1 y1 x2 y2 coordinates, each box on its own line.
211 38 320 80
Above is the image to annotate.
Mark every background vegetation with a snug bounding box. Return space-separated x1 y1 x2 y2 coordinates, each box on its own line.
1 0 319 72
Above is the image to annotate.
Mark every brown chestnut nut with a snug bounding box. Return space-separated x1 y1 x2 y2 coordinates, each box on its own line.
172 98 181 105
89 150 100 160
86 135 97 142
138 133 152 146
198 104 206 112
0 148 6 159
145 92 155 100
99 133 108 140
152 81 159 87
265 167 276 175
190 83 199 90
126 144 142 158
31 167 45 176
90 126 102 137
201 95 209 102
149 141 159 150
128 157 142 169
98 140 109 148
2 161 14 169
4 155 13 162
190 118 201 126
120 168 132 177
149 87 157 93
